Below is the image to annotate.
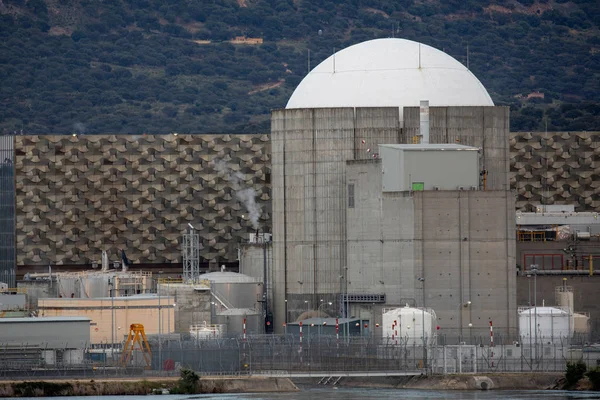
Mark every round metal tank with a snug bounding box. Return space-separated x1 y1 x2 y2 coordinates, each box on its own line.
518 307 572 344
556 287 574 313
203 272 262 310
573 313 590 335
382 306 436 345
190 324 225 340
213 309 261 336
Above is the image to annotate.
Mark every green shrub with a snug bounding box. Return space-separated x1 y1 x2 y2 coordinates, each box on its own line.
565 360 587 387
586 367 600 390
172 368 200 394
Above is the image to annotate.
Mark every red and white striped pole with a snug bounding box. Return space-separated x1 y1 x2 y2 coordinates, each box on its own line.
490 320 494 367
243 318 247 342
335 318 339 346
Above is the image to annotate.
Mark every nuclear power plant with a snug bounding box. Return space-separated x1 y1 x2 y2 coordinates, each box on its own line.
0 39 599 373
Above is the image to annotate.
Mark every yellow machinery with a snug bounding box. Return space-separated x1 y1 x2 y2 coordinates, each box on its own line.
120 323 152 369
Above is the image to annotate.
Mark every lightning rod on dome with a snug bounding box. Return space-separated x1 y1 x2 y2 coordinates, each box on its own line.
333 48 336 73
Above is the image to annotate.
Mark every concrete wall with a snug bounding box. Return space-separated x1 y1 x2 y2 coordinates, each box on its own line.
239 243 272 311
0 318 90 348
403 106 510 191
39 296 174 344
346 159 416 307
271 106 511 332
18 279 58 309
271 108 358 329
158 283 210 334
414 190 517 338
347 157 516 337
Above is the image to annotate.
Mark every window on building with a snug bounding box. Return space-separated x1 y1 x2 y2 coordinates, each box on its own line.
348 184 355 208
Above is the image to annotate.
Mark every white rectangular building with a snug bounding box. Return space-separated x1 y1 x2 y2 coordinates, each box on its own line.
379 144 480 192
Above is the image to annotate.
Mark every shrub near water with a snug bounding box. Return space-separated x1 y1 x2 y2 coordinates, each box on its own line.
565 360 587 388
586 367 600 390
171 368 200 394
12 381 72 397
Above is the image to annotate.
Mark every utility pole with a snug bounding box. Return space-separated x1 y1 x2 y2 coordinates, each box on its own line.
531 264 538 366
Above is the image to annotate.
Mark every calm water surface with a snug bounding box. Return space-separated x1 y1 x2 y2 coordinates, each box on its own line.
4 388 600 400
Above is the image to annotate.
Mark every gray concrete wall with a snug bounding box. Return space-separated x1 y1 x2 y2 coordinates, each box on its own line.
18 279 58 309
158 283 211 334
346 158 516 337
271 108 364 329
414 190 517 338
271 106 511 332
0 319 90 348
239 243 272 311
346 159 417 306
403 106 510 191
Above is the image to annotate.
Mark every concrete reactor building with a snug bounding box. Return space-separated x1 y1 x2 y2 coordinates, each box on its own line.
271 38 516 338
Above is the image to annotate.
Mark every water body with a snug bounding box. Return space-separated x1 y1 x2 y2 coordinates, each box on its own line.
3 388 600 400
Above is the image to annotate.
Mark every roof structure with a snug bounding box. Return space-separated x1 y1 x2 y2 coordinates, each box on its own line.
286 38 494 112
380 144 479 151
0 317 91 323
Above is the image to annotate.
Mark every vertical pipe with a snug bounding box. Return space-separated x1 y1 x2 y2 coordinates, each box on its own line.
420 100 430 144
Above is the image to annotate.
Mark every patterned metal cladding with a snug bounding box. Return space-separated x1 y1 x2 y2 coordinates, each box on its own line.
0 136 15 286
13 130 599 267
15 134 271 266
510 131 600 212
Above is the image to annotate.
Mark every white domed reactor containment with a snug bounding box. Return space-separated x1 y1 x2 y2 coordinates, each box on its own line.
286 38 494 111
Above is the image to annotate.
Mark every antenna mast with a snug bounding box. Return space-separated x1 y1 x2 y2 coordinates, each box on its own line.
307 49 311 74
467 44 470 69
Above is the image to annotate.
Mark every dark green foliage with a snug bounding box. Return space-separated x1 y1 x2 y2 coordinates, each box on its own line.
171 368 200 394
586 367 600 390
0 0 599 134
565 360 587 388
13 381 72 396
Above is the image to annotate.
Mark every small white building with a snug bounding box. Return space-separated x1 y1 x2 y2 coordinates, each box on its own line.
380 144 480 192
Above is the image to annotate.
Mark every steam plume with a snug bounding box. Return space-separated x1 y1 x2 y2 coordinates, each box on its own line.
214 159 261 229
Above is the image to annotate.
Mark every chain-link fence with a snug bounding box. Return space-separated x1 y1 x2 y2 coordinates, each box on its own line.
1 334 599 379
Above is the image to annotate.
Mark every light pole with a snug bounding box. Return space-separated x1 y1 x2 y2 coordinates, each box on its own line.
158 271 163 372
458 300 472 341
531 264 538 364
284 299 288 335
417 277 427 372
317 301 332 337
108 279 114 358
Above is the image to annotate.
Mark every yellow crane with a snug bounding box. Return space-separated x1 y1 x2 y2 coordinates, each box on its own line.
120 323 152 369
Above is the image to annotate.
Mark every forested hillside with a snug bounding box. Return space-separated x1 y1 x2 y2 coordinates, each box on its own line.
0 0 599 134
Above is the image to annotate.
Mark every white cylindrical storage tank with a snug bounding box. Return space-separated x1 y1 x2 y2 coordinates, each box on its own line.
519 307 572 345
382 306 436 345
573 313 590 335
190 324 224 340
556 288 574 314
